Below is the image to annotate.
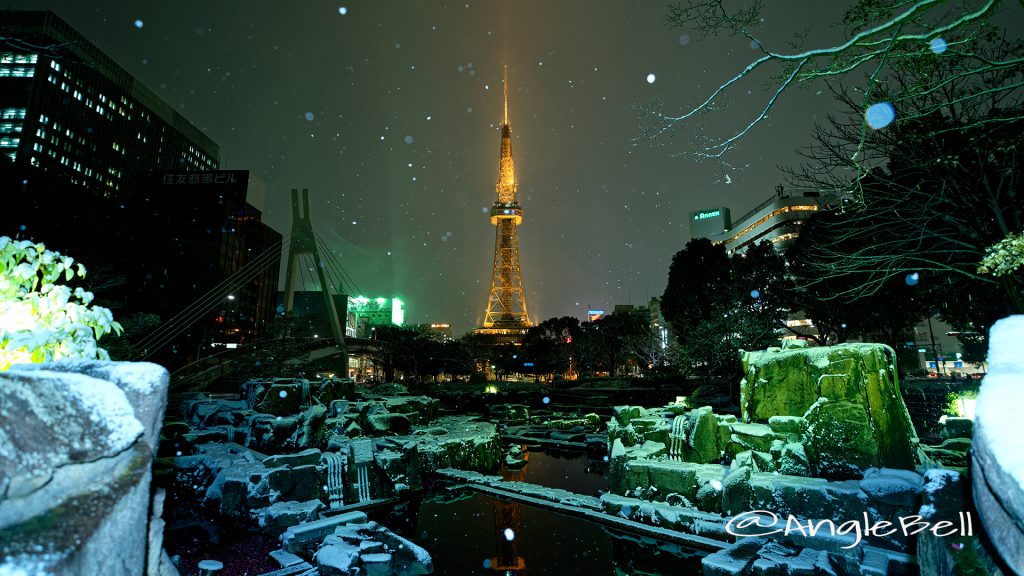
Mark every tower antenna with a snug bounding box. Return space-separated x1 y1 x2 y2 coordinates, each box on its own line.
503 64 509 126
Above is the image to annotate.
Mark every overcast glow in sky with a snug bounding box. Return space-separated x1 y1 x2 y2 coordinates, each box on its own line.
19 1 852 333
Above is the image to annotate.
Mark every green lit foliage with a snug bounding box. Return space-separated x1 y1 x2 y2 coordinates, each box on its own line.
0 236 121 370
978 231 1024 278
944 388 979 418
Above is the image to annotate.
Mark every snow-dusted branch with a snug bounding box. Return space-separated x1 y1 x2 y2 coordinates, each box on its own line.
640 0 1013 161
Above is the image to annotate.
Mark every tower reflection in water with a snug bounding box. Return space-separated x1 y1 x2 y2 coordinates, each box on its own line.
489 446 528 574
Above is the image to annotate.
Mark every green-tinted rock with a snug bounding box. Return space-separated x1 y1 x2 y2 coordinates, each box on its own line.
717 423 733 450
730 422 780 453
631 417 670 446
695 482 723 514
778 443 810 477
768 415 808 437
613 405 648 426
722 466 751 515
740 343 919 474
819 374 857 402
805 400 876 478
688 407 720 464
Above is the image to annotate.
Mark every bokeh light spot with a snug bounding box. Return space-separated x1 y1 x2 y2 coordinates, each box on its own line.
865 102 896 129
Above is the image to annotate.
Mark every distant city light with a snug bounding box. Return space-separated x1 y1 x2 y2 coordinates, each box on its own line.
646 73 656 84
338 6 348 15
133 19 144 29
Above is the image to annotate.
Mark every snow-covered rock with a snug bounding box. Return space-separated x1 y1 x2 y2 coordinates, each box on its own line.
0 362 168 575
972 315 1024 571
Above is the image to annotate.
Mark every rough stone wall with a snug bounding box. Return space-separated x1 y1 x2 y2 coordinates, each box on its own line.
0 361 169 575
739 343 919 476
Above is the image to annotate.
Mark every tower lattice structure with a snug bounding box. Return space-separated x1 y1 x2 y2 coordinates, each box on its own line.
481 66 531 331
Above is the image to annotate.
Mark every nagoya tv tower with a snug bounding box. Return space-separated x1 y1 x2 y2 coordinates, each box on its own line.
478 65 531 338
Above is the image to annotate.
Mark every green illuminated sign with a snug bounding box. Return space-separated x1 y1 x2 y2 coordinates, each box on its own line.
693 210 721 221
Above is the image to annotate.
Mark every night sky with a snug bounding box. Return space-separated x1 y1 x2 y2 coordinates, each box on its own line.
17 1 854 334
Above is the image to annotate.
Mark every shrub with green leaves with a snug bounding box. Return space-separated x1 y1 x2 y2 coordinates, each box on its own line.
978 231 1024 277
0 236 121 370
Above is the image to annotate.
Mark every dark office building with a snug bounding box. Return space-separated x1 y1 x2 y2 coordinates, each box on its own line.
0 11 281 367
135 171 283 352
0 11 217 196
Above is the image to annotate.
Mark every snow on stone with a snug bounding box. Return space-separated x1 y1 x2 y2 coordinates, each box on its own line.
59 371 144 451
976 316 1024 491
985 315 1024 374
26 359 169 393
0 553 62 576
923 469 958 495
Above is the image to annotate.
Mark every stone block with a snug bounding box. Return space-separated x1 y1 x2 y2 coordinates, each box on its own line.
612 405 648 426
688 406 721 464
941 417 973 440
264 449 323 469
778 443 811 477
740 344 919 477
0 366 159 575
366 413 413 435
858 468 923 508
730 422 778 453
701 537 765 576
267 464 322 502
768 415 808 437
722 466 752 515
281 511 369 552
255 382 305 416
805 400 877 478
253 499 324 534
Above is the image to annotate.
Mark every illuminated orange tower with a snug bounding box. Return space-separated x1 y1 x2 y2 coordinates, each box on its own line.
478 66 531 338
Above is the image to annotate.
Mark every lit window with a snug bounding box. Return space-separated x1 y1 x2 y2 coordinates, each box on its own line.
0 65 35 78
0 137 20 148
1 53 37 64
0 108 26 120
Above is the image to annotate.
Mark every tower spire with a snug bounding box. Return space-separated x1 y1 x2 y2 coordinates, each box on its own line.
503 64 509 126
476 63 531 335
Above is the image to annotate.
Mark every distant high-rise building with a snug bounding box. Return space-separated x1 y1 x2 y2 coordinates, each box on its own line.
688 207 732 240
691 186 825 254
0 11 280 366
346 296 406 338
474 66 531 344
